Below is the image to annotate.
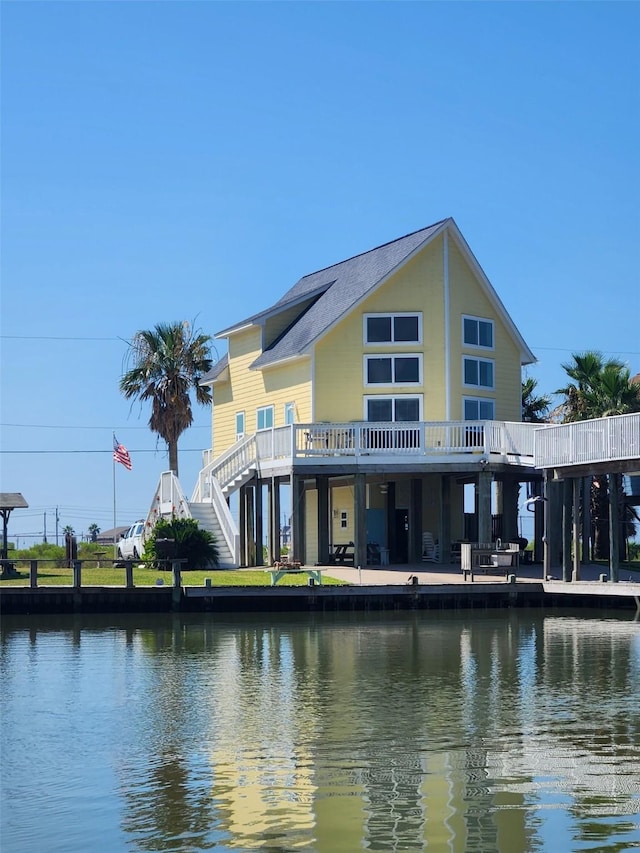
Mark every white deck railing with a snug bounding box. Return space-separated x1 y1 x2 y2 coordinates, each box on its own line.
289 420 540 460
534 413 640 469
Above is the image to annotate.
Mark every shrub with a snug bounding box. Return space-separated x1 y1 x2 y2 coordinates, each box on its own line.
144 517 219 571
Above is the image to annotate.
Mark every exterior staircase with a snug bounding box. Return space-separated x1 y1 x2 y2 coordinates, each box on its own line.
187 501 236 568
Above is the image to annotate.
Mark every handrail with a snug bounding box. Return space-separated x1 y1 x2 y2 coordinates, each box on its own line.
191 434 257 501
210 476 240 565
534 412 640 469
146 471 191 535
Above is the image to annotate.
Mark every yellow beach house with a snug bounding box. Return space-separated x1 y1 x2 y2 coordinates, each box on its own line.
154 218 543 568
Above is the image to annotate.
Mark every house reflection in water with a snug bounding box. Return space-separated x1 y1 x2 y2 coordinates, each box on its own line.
198 614 639 852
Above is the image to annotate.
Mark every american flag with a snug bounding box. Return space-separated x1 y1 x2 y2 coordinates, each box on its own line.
113 435 132 470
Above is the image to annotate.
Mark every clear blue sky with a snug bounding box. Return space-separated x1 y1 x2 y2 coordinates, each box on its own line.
1 1 639 544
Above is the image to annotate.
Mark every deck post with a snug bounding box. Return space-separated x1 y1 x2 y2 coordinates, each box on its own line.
572 477 581 581
270 477 281 564
582 476 592 562
316 475 330 566
562 479 572 582
439 475 451 566
410 479 422 563
255 478 264 567
239 484 247 567
30 560 38 589
609 473 620 583
292 474 306 564
354 474 367 568
477 470 492 544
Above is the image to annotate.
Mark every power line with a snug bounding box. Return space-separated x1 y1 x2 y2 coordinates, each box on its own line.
1 423 209 430
0 448 203 454
0 334 121 341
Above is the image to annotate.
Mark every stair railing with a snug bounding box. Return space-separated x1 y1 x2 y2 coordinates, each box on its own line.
191 434 257 502
210 476 240 565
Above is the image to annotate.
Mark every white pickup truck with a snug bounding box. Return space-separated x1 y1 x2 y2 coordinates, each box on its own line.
117 520 145 561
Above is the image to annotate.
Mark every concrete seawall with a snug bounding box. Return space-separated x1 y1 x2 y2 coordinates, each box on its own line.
2 582 639 615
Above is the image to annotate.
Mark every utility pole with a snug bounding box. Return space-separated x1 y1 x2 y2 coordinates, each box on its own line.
55 506 59 546
44 511 47 544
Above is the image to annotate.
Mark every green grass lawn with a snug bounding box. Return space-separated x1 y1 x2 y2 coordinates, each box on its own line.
0 565 348 587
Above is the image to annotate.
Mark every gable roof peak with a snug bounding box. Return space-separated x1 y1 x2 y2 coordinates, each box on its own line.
301 218 452 280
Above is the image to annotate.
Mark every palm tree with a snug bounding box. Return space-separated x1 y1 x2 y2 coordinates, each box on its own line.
521 377 551 423
120 321 213 476
88 523 100 542
556 352 640 559
555 351 630 421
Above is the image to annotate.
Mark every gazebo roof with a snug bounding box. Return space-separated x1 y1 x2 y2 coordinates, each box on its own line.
0 493 28 510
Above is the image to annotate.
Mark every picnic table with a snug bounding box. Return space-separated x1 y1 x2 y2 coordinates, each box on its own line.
266 561 326 586
328 542 355 565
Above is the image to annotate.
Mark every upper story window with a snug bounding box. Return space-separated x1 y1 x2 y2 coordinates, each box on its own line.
365 395 422 422
256 405 274 431
463 316 494 349
464 397 495 420
284 402 295 425
364 354 422 386
463 357 494 389
235 411 245 440
364 313 422 345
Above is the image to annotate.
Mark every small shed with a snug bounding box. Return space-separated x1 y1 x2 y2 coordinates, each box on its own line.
0 492 29 561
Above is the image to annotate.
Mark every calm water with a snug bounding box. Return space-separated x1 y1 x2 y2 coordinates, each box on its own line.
1 609 639 853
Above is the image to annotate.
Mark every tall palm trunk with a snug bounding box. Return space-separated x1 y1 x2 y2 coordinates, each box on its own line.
169 441 179 476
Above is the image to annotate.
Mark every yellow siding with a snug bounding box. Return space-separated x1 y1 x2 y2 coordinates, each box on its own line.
212 226 525 457
448 238 522 421
314 235 446 421
331 485 355 546
212 327 312 455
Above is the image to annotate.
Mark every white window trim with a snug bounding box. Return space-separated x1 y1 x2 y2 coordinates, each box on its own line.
363 394 423 421
363 312 423 346
256 405 274 431
363 353 423 387
463 396 495 421
463 356 495 390
462 315 494 351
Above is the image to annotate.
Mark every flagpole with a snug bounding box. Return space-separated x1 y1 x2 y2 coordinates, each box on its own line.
113 433 117 559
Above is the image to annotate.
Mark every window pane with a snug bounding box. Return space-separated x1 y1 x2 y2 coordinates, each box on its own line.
395 398 419 421
464 399 479 420
479 400 495 419
394 316 418 342
394 357 419 383
464 359 479 385
367 399 392 421
257 407 273 430
463 318 478 346
478 321 493 347
235 413 244 433
367 317 391 342
367 358 392 383
479 361 493 388
284 403 294 425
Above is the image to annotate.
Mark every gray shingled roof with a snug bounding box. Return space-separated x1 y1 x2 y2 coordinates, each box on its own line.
215 218 535 370
225 220 448 369
200 352 228 385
